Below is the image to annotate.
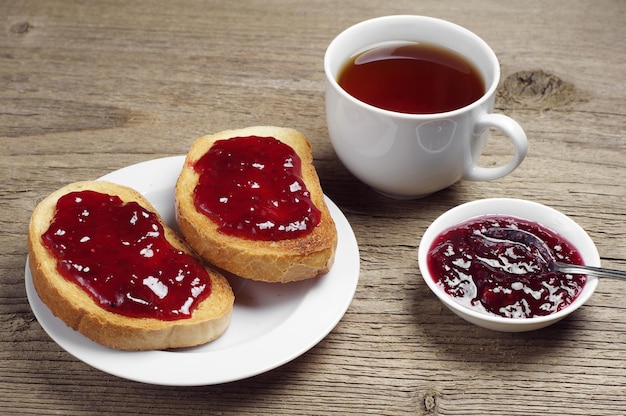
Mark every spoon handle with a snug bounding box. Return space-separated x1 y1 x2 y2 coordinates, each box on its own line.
555 262 626 280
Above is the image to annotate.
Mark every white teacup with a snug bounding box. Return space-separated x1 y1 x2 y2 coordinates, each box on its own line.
324 15 528 199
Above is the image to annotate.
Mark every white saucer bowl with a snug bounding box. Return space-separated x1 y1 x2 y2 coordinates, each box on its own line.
417 198 600 332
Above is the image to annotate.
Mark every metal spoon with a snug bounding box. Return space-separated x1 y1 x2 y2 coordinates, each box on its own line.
482 227 626 280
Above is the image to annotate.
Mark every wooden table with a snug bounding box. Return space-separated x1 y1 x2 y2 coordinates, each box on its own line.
2 1 625 414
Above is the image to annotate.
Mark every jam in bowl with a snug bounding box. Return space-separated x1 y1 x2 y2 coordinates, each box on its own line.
417 198 600 332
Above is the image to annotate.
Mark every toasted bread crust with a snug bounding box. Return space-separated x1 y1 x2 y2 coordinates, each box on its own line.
28 181 234 351
175 126 337 283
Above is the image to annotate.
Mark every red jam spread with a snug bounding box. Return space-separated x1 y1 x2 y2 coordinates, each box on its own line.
192 136 322 240
427 215 586 318
41 190 212 321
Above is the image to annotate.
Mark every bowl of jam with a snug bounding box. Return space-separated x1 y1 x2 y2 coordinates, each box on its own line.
418 198 600 332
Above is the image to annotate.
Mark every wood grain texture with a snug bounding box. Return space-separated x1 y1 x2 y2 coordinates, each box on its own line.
1 0 625 415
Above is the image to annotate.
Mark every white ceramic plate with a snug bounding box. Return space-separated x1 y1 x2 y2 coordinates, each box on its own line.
25 156 360 386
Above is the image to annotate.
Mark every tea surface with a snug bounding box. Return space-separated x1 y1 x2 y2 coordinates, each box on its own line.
338 42 485 114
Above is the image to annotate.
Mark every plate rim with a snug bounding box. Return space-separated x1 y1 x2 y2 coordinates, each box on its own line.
25 155 360 386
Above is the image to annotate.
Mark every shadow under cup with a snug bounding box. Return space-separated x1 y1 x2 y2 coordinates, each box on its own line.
324 15 527 199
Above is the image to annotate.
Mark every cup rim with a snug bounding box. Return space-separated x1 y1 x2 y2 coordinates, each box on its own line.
324 15 501 120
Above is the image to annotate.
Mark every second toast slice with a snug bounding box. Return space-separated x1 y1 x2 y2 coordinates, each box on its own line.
175 126 337 283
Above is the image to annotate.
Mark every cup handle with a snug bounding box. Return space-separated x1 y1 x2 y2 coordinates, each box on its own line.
463 113 528 181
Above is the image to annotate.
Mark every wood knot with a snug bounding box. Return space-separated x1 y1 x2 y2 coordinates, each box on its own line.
420 390 440 414
5 314 37 338
498 69 587 110
424 393 437 412
9 21 33 35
